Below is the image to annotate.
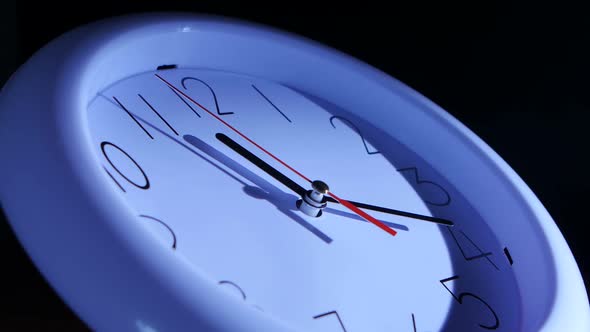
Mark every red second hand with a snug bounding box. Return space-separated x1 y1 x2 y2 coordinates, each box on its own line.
155 74 397 237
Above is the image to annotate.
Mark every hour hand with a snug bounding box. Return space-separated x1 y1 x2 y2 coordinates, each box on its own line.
216 132 453 227
215 132 308 197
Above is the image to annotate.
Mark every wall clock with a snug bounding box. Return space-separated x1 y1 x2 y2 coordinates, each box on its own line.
0 13 588 331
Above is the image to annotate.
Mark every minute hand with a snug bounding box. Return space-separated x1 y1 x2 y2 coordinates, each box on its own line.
323 197 453 226
216 133 453 227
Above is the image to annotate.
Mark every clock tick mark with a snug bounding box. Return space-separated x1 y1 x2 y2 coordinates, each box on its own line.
504 247 513 265
156 64 177 70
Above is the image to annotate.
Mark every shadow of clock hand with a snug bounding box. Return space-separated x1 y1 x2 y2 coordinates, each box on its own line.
323 207 408 231
182 134 333 244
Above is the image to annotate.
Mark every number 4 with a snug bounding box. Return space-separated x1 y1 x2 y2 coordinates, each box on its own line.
447 228 499 271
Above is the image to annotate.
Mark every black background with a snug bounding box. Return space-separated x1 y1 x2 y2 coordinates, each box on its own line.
1 2 588 330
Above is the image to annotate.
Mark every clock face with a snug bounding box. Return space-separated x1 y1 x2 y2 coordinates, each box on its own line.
87 68 521 331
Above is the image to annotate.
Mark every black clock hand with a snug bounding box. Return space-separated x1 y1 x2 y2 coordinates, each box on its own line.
216 133 453 227
323 197 453 226
215 132 308 197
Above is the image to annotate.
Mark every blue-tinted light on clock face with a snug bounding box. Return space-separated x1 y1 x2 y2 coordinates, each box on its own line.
87 67 519 331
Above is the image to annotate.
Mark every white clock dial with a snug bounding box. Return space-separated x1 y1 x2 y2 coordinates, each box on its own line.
87 68 520 331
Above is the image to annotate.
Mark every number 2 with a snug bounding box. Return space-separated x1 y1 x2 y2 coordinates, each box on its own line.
329 115 379 155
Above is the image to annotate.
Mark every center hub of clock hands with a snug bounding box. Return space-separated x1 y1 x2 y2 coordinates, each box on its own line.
296 180 330 217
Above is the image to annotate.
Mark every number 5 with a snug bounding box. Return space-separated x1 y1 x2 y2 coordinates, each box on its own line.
440 276 499 330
